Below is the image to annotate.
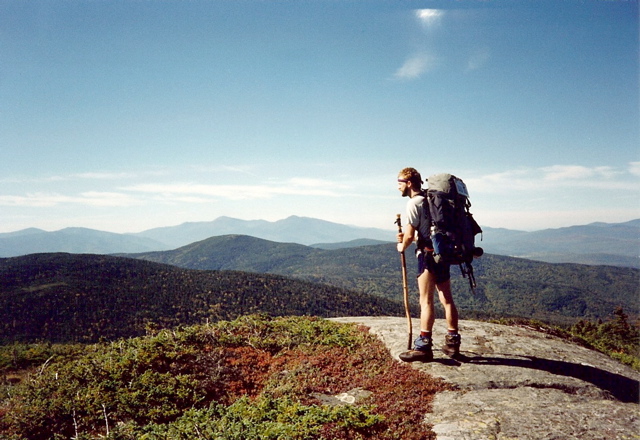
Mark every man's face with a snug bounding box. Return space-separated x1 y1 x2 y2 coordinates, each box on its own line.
398 178 410 197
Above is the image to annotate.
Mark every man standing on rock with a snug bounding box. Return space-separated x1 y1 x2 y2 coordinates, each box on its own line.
396 167 461 362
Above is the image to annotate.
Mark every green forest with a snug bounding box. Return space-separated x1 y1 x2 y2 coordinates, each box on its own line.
0 253 403 343
2 243 639 344
127 236 639 325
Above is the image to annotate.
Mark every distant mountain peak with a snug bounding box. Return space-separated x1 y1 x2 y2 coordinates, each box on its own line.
0 227 46 238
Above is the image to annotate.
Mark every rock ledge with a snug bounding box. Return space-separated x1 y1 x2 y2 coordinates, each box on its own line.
331 317 639 440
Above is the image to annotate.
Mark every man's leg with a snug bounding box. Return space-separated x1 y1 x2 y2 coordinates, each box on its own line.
418 269 435 333
436 280 458 331
399 265 434 362
436 279 461 356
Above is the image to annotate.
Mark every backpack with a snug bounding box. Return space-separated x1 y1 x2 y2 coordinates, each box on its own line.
425 173 483 291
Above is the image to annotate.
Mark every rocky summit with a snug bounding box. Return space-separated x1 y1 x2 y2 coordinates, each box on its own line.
331 317 639 440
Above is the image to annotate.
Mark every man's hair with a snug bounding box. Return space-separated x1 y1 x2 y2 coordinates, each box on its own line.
398 167 423 189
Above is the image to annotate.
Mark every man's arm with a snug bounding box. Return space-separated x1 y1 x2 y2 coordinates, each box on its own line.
397 222 417 253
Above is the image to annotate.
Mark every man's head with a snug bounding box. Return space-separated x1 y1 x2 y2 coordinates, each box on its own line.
398 167 423 197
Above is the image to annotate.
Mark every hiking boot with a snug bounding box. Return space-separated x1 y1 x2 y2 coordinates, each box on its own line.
441 333 461 357
399 336 433 362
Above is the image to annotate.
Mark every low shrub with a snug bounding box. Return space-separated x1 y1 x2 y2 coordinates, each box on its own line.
1 315 450 440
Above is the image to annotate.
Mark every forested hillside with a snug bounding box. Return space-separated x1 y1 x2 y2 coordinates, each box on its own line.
127 235 640 325
0 253 404 343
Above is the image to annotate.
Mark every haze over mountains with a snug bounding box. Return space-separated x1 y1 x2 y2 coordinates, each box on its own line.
1 216 638 268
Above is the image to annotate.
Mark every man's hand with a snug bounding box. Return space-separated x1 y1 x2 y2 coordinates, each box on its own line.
396 232 405 253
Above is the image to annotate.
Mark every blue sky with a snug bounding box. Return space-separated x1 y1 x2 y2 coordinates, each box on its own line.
1 0 638 233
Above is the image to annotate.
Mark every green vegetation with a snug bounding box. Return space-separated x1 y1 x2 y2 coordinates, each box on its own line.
0 253 404 343
3 244 638 351
0 315 450 440
570 307 640 370
128 237 639 325
464 254 639 325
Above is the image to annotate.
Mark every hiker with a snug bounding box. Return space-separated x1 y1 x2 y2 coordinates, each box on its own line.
396 167 461 362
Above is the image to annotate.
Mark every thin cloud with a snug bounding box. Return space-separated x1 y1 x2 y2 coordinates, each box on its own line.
0 170 160 184
0 193 65 207
392 9 443 81
78 192 139 207
467 163 638 194
189 164 258 176
540 165 622 181
73 172 136 180
541 165 602 181
7 165 629 209
122 178 352 202
0 175 68 184
394 53 436 79
415 9 444 29
288 177 349 189
0 192 138 207
466 163 640 230
0 191 140 208
467 47 490 72
123 183 244 199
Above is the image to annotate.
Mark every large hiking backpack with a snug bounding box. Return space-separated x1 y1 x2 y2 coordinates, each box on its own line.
425 173 483 291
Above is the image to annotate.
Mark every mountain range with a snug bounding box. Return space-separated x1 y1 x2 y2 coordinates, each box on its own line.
1 216 638 268
482 220 640 267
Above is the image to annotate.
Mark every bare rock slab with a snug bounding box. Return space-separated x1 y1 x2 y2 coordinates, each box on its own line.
330 316 640 440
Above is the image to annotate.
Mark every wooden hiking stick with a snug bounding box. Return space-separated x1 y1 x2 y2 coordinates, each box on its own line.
395 214 412 350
